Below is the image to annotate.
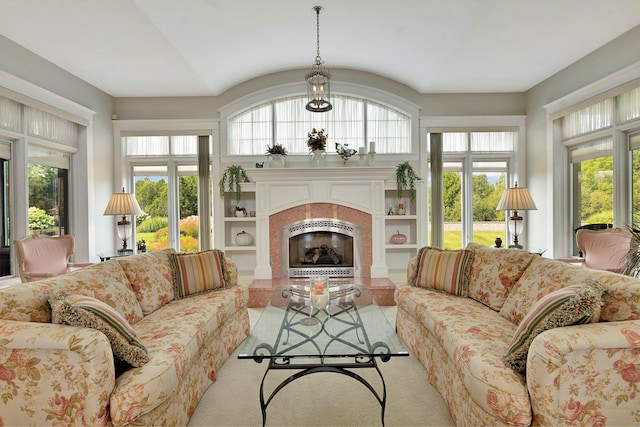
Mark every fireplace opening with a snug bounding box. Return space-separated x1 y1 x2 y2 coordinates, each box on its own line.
281 218 361 278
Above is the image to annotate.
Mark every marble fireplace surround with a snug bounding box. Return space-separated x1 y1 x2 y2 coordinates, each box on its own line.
247 167 395 280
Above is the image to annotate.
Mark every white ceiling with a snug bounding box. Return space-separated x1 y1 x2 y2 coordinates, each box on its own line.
2 0 640 97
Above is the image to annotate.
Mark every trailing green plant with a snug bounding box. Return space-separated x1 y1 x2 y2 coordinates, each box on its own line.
266 144 288 156
395 161 422 204
219 164 251 204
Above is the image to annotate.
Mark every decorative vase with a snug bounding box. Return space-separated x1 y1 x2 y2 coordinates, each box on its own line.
268 154 285 168
235 231 254 246
310 149 326 167
390 231 407 244
495 237 503 248
310 275 329 310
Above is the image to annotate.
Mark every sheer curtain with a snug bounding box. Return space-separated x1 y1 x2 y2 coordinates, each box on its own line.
228 94 410 155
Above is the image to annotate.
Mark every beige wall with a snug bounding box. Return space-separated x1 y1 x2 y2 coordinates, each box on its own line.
525 24 640 253
0 34 115 258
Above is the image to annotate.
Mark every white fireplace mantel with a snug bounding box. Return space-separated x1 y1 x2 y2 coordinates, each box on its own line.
246 166 397 279
247 167 395 215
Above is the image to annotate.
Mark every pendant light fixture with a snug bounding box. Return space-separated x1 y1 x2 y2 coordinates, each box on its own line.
305 5 332 112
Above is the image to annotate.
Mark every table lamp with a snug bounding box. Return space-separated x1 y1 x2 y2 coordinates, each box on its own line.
496 182 537 249
104 188 142 254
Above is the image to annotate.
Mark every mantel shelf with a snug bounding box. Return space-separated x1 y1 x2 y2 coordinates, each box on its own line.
246 166 396 182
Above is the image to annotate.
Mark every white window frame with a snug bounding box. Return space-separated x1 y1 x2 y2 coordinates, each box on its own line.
421 116 527 249
545 61 640 258
219 81 421 166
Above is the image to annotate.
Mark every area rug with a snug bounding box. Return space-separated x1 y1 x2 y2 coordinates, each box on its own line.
188 307 454 426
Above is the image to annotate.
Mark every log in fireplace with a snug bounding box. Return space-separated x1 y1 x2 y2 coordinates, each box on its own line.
280 218 362 278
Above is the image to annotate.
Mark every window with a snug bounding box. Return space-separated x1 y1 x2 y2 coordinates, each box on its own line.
556 82 640 255
125 135 207 253
28 147 69 237
228 94 410 155
630 132 640 223
0 141 10 277
430 131 516 250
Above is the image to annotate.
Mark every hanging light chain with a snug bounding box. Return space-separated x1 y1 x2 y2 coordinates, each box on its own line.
314 5 322 65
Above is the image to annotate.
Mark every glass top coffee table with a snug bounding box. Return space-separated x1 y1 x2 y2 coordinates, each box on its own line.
238 281 408 426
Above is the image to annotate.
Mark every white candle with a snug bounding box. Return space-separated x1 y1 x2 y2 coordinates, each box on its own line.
369 141 376 153
359 146 365 154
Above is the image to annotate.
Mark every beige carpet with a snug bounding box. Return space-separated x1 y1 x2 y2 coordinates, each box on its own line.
188 307 454 427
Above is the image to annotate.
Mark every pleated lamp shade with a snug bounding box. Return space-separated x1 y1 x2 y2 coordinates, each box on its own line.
496 185 537 212
103 189 142 216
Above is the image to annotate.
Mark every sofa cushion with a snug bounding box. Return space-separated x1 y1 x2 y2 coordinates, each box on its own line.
109 285 249 426
466 243 535 311
0 280 56 322
117 248 176 314
46 259 144 324
411 246 474 296
499 256 596 325
503 280 604 373
49 291 150 367
394 284 531 424
169 250 229 299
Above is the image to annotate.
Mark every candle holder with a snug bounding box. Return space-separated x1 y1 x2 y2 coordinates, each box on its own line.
368 151 376 166
358 152 367 165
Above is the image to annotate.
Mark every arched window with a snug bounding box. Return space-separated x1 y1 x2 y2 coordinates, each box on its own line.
227 94 411 155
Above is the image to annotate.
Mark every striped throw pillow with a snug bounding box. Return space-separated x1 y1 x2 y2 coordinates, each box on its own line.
411 247 475 296
503 280 604 373
49 291 149 367
169 250 229 299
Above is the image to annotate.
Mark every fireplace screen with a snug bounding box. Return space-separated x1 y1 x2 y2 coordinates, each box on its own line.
281 219 361 278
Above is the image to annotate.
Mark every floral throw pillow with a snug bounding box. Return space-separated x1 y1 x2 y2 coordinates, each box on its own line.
49 291 150 367
411 246 475 296
169 249 230 299
503 280 605 373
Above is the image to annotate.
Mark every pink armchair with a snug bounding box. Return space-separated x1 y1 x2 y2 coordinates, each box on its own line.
558 227 632 273
14 235 93 282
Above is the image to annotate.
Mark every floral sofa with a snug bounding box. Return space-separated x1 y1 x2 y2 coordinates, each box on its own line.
0 248 250 426
395 243 640 426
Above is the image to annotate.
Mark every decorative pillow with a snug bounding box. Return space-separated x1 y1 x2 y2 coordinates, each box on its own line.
411 246 475 296
503 280 605 373
47 260 144 324
48 291 150 367
499 256 568 325
169 249 230 299
117 248 176 315
466 243 535 311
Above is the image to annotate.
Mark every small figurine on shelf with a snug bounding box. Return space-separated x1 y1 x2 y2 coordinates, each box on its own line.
137 240 147 253
387 205 395 215
397 202 406 215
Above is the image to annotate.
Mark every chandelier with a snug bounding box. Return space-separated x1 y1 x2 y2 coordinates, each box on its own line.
305 5 332 112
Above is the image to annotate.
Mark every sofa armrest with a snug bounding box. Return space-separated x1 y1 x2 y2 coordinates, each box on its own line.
554 256 585 265
224 256 239 286
0 320 115 426
527 320 640 426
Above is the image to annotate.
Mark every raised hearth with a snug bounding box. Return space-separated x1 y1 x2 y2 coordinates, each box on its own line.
247 277 396 308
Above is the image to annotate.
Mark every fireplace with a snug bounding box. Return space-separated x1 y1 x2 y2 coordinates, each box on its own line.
281 218 362 278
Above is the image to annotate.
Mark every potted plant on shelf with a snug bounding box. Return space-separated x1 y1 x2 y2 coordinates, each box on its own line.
307 128 327 151
307 128 328 166
219 164 250 207
266 144 287 168
395 161 421 205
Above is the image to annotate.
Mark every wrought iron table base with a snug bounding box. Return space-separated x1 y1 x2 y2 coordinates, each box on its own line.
257 356 387 426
